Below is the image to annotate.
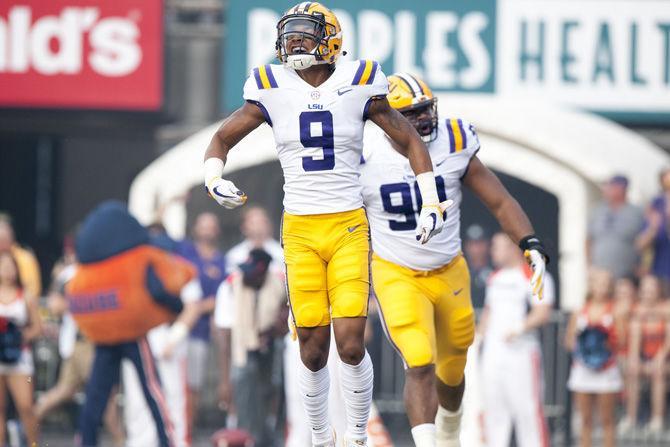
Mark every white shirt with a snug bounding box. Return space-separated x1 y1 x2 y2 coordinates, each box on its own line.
213 271 285 330
243 60 389 215
484 267 555 348
55 264 78 359
360 118 480 270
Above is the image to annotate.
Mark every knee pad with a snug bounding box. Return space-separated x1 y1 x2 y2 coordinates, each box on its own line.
335 292 368 318
450 307 475 350
436 308 475 386
294 302 329 327
436 355 467 386
394 326 434 368
330 281 369 319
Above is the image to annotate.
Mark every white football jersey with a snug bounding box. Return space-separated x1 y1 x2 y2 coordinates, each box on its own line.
243 60 388 215
361 118 480 270
483 267 555 347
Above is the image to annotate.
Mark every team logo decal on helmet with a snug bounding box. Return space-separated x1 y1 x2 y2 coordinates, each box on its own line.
276 2 343 70
387 73 439 143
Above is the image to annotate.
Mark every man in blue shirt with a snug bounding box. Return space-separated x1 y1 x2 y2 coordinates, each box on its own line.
178 212 227 437
637 168 670 290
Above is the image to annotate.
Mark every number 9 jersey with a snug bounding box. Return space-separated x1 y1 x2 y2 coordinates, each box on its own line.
243 60 388 215
360 117 481 270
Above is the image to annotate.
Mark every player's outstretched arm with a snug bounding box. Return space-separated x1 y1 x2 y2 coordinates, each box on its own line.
464 155 549 299
367 97 449 244
463 155 533 244
204 102 266 209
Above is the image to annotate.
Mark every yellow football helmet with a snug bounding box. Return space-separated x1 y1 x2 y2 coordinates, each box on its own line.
387 73 439 142
276 2 343 70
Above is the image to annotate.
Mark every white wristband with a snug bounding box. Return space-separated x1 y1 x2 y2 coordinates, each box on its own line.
167 321 189 346
416 172 439 206
204 158 225 186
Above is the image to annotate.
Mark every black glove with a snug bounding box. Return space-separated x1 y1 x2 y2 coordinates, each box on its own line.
519 235 549 264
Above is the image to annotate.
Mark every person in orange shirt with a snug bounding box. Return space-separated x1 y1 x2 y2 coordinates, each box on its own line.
0 214 41 298
66 201 196 447
619 274 670 438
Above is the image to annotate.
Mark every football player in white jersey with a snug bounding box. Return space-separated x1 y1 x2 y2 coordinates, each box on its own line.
203 4 448 446
360 73 549 447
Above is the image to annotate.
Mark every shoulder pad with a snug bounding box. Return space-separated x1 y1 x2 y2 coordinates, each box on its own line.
351 60 380 86
444 118 480 154
252 64 279 90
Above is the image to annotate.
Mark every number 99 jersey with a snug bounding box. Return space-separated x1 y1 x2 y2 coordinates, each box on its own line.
361 118 480 270
243 60 388 215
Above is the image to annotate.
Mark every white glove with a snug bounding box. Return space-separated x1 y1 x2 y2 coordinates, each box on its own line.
525 249 546 300
415 200 454 245
207 177 247 209
204 157 246 209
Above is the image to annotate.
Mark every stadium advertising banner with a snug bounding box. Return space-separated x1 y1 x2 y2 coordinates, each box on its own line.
223 0 670 121
0 0 163 110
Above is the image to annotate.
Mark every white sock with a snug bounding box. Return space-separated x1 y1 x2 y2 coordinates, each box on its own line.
298 361 332 445
436 404 462 441
338 350 374 442
411 423 436 447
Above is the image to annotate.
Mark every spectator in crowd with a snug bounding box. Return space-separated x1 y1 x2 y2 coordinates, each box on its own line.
36 260 124 446
565 269 622 447
613 277 637 369
587 175 644 279
619 274 670 438
0 214 42 298
462 224 492 309
225 206 284 271
214 248 287 445
478 233 554 447
177 212 227 434
636 168 670 290
0 251 41 446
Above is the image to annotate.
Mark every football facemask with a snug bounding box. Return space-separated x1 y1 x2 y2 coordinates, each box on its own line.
277 16 325 70
401 99 439 143
276 3 343 70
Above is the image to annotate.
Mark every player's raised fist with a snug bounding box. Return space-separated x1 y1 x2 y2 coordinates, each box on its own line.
206 177 247 209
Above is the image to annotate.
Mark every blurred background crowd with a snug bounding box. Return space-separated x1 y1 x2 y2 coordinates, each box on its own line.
0 167 669 445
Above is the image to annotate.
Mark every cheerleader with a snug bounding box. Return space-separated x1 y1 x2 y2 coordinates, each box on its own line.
619 274 670 438
565 269 622 447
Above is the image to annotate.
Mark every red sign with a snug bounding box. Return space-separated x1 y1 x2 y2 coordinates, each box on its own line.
0 1 163 110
